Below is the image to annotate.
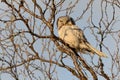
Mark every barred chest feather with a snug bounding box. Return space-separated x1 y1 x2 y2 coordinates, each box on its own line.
58 25 80 49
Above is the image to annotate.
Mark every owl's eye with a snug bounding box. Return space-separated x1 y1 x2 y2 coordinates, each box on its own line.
59 20 63 22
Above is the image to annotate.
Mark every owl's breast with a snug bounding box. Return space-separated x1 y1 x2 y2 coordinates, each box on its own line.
58 26 79 49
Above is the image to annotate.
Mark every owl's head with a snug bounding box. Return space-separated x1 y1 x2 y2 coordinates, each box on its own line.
57 16 75 29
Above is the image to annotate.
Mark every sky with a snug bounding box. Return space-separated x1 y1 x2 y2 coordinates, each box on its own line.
0 0 120 80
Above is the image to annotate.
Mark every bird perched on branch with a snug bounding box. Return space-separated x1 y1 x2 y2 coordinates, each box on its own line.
57 16 107 57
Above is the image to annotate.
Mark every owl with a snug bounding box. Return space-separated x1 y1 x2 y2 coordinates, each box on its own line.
57 16 107 57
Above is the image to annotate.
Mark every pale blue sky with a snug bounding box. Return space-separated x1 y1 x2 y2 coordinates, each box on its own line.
0 0 120 80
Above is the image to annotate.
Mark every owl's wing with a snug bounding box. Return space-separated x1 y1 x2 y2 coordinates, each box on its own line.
70 25 107 57
70 25 88 43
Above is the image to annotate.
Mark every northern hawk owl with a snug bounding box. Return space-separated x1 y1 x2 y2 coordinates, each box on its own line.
57 16 107 57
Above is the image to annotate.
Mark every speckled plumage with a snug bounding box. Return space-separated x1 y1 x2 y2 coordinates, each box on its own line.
57 16 107 57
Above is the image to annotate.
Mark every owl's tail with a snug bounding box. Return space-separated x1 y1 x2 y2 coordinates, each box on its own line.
86 43 107 57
